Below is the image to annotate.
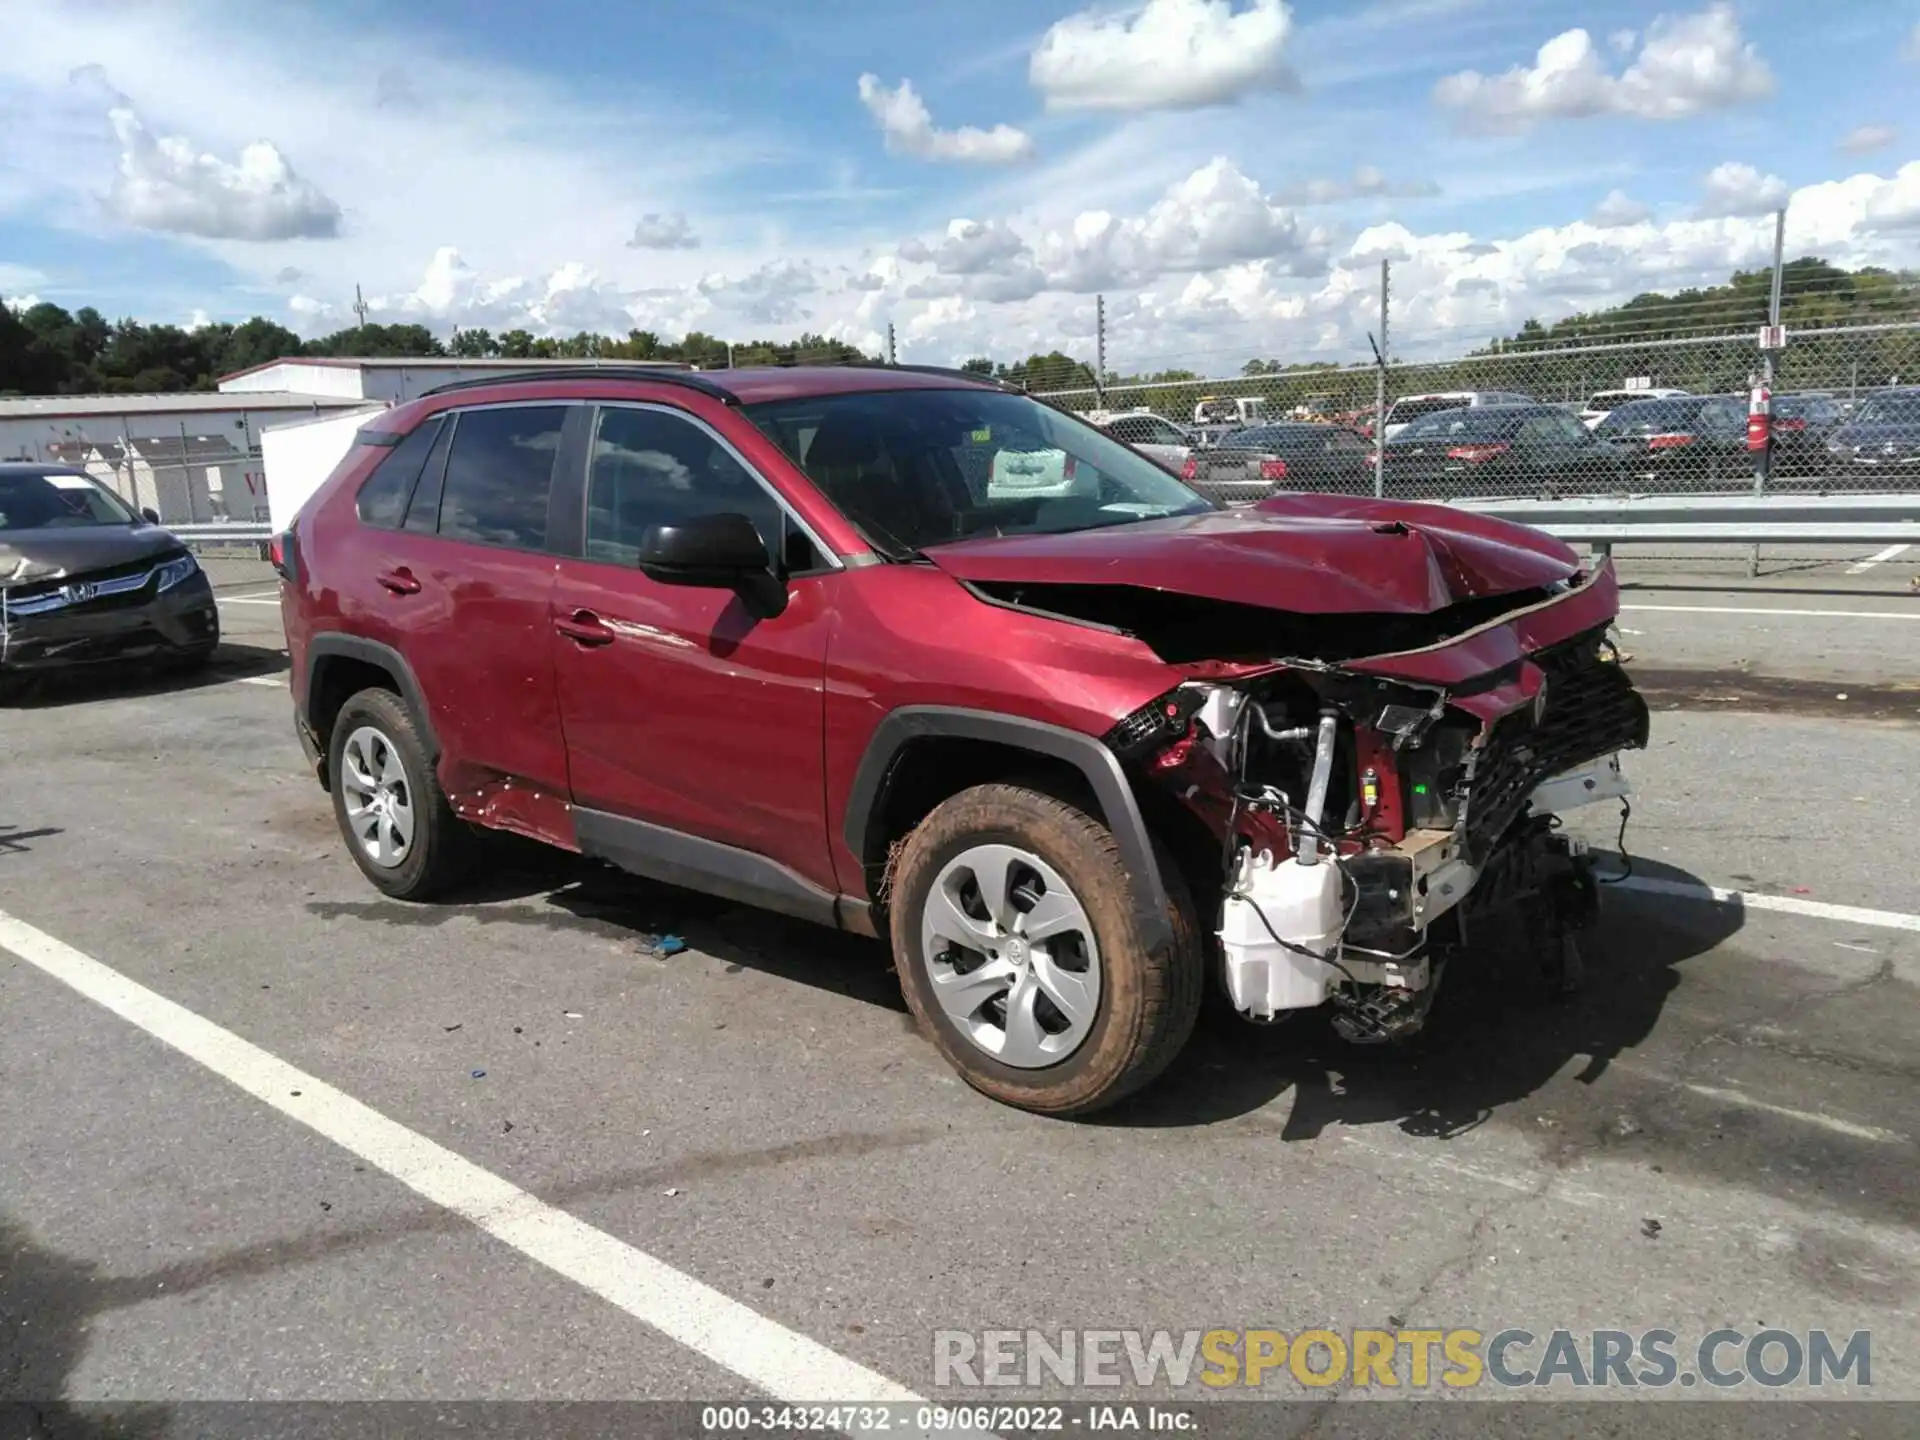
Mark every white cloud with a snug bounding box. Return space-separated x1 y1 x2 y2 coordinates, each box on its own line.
101 91 341 241
255 158 1920 378
0 262 48 299
1031 158 1328 293
1030 0 1297 112
1839 124 1897 155
1274 165 1439 205
627 212 699 249
1908 23 1920 61
1590 189 1650 227
856 75 1033 163
274 265 305 284
1696 161 1788 218
697 259 819 325
1434 3 1773 134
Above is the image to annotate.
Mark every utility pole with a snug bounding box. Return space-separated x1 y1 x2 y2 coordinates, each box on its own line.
886 322 897 366
1095 294 1107 406
1372 258 1390 499
1747 205 1787 577
352 284 369 330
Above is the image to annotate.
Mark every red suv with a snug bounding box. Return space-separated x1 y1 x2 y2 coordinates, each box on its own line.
278 365 1649 1116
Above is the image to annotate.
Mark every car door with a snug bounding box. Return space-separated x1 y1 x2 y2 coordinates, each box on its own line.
548 401 840 899
350 401 576 846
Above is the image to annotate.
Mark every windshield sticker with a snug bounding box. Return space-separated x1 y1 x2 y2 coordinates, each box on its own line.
970 427 992 444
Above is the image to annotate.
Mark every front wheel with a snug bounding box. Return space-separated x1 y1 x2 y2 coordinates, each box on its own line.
327 687 472 900
889 783 1202 1117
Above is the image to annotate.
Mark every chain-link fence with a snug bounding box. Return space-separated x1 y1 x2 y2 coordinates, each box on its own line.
1031 235 1920 508
4 431 268 525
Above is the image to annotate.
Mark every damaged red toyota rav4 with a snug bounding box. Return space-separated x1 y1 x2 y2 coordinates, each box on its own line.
276 364 1649 1117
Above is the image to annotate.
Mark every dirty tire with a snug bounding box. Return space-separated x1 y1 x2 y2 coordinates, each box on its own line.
890 783 1202 1117
328 686 472 901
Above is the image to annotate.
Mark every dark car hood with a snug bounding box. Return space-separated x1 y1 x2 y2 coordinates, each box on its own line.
0 523 182 585
926 495 1579 615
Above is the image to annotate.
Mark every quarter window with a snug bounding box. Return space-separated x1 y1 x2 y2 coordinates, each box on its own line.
436 406 567 550
355 418 443 529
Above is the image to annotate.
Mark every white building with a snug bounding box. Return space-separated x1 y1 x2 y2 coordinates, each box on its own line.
2 357 692 523
0 391 370 523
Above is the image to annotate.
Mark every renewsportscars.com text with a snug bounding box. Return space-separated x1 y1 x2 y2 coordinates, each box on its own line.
933 1328 1872 1391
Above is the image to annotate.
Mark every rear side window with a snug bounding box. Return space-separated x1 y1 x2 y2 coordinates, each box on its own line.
436 406 567 550
355 419 443 528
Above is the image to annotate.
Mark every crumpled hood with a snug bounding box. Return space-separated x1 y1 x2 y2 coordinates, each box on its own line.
0 524 181 586
926 493 1579 614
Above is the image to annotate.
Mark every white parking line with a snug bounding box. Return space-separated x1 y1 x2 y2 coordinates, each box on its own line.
216 594 282 606
1619 604 1920 621
236 674 288 688
1846 544 1911 575
1680 1083 1907 1145
1609 873 1920 935
0 908 930 1417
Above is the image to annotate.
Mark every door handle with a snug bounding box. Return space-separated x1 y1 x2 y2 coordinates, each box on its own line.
375 567 421 596
554 610 616 647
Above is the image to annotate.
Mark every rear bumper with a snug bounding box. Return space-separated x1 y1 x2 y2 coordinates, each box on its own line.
0 573 219 671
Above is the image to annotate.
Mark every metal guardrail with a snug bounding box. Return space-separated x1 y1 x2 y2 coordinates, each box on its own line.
1449 494 1920 555
169 523 273 544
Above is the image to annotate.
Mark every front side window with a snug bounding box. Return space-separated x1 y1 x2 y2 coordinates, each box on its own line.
436 406 567 550
585 406 819 572
0 471 137 531
744 388 1212 556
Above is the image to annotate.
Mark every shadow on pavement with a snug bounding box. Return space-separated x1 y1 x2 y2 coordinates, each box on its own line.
1108 854 1741 1138
2 643 288 710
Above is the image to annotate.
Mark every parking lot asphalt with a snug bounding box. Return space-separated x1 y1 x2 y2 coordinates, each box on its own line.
3 553 1918 1420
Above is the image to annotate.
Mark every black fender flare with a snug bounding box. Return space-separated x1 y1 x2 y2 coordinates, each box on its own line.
843 706 1173 952
303 634 440 761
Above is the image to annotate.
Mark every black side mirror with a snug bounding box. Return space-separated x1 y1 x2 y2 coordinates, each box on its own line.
141 507 161 525
636 511 771 583
635 511 788 619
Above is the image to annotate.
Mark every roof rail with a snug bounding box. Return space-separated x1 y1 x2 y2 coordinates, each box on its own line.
862 362 1019 391
420 365 740 403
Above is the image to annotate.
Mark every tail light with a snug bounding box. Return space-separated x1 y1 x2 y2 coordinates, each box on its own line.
1775 417 1807 432
1180 456 1199 481
1258 458 1288 482
1646 433 1695 450
1444 442 1510 463
269 527 300 585
1063 455 1079 484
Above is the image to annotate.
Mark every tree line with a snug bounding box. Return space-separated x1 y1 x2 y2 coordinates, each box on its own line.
5 257 1913 403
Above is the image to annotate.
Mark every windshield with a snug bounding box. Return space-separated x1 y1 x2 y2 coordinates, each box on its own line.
0 471 139 532
744 388 1214 555
1853 393 1920 425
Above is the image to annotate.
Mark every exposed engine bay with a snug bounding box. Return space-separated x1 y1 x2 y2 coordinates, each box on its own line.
1107 623 1651 1043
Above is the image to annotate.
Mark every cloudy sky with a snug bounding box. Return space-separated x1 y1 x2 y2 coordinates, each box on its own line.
1 0 1916 372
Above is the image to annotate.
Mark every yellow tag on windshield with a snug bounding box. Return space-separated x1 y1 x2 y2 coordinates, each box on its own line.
970 427 992 443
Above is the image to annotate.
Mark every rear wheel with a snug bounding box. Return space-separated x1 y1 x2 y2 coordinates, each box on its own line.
327 687 472 900
890 783 1202 1117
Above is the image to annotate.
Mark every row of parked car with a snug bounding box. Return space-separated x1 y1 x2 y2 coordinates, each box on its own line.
1069 387 1920 501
